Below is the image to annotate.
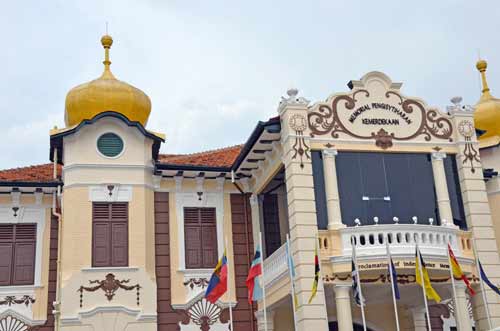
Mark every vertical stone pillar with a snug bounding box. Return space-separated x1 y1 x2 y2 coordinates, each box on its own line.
431 151 454 225
454 283 473 331
411 307 428 331
450 110 500 329
256 309 275 331
278 89 329 330
322 149 344 230
334 285 353 331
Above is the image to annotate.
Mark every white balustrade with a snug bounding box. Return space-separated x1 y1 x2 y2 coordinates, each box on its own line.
341 224 464 258
263 243 288 287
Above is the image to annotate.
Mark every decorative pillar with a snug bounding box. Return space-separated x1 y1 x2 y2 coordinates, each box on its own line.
334 285 353 331
250 194 261 251
322 149 344 230
411 307 428 331
449 109 500 330
431 151 454 225
256 309 275 331
453 283 473 331
278 88 329 330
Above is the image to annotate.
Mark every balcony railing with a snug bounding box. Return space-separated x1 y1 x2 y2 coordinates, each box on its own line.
263 243 288 287
319 224 473 260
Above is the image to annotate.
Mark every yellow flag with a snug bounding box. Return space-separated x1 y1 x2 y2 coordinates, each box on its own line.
415 249 441 302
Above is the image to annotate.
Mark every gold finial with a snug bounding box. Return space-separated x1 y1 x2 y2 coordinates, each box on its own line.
100 34 115 79
476 59 491 98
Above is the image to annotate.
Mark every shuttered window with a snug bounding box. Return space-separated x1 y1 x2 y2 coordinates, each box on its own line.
184 207 218 269
0 224 36 286
92 203 128 267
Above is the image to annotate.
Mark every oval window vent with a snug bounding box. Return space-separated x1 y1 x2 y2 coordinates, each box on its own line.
97 133 124 157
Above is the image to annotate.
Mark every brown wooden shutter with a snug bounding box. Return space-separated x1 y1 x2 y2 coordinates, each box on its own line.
184 207 217 269
92 202 128 267
12 224 36 285
0 225 14 285
200 208 217 268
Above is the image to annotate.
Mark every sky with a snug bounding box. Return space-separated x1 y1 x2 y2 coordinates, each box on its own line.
1 0 499 169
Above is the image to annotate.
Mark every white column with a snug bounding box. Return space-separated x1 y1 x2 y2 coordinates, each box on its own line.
454 283 473 331
250 194 262 251
411 307 428 331
256 309 275 331
322 149 344 230
334 284 353 331
431 152 454 225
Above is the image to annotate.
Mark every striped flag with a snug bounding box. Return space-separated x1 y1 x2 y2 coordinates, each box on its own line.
415 249 441 302
351 260 364 306
479 261 500 296
286 241 299 310
448 244 475 296
388 256 400 300
246 246 263 303
308 245 320 303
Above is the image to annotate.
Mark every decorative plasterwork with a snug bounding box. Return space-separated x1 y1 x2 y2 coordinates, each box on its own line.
88 184 132 202
458 119 480 173
0 315 29 331
278 88 310 113
78 273 141 308
176 193 224 270
289 114 311 169
178 298 230 331
0 296 35 308
307 72 454 149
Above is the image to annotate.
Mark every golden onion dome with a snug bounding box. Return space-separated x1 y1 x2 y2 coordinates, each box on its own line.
474 59 500 144
64 35 151 127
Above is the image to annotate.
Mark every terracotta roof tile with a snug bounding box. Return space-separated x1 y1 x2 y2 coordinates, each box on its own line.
158 145 243 168
0 164 61 183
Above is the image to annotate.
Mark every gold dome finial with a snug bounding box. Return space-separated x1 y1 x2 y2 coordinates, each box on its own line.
100 35 115 79
476 59 492 99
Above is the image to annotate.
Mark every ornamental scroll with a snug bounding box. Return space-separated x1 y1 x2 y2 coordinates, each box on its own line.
307 72 453 149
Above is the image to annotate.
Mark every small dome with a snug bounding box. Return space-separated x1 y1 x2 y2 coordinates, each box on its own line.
65 35 151 127
474 59 500 141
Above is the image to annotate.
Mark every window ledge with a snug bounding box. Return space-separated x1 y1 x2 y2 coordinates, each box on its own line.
0 285 42 295
81 266 140 272
178 269 213 279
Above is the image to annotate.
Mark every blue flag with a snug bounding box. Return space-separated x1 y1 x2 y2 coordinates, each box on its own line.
389 257 400 300
479 261 500 296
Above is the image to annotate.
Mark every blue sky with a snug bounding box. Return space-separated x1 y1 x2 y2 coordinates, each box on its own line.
1 0 499 168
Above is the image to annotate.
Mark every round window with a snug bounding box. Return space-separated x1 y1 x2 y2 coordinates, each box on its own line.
97 133 124 157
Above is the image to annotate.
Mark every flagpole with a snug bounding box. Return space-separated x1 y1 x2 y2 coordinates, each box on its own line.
225 237 234 331
286 234 298 331
446 240 461 331
352 239 367 331
385 240 400 331
416 241 432 331
259 232 268 331
472 237 493 329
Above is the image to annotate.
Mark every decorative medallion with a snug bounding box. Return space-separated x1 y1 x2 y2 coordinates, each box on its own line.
0 316 29 331
0 296 35 307
78 273 141 308
183 278 210 290
307 75 454 149
179 298 230 331
289 114 310 169
458 120 480 173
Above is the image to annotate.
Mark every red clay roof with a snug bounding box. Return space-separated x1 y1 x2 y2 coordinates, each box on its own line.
0 164 61 183
158 145 243 168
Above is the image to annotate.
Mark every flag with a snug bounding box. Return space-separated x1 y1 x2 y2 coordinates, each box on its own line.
388 256 400 300
448 244 475 296
352 260 364 306
415 249 441 302
246 246 263 303
479 261 500 296
205 251 228 303
286 241 299 310
308 245 320 304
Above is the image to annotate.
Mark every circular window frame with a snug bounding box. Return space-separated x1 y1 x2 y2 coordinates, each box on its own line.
96 132 125 159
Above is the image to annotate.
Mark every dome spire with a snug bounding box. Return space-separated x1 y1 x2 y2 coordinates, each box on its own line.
476 59 492 101
100 34 115 79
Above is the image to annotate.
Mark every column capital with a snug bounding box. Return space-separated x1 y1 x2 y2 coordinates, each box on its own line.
431 151 447 161
322 148 338 158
